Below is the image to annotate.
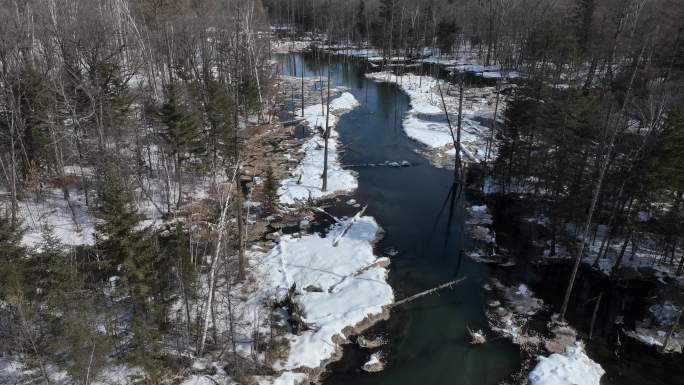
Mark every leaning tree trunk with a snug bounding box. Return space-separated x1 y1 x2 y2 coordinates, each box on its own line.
437 78 463 185
198 167 238 356
662 307 683 353
676 246 684 276
559 45 645 321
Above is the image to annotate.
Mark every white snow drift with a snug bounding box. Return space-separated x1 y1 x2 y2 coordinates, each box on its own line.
278 92 360 204
528 343 605 385
247 214 393 380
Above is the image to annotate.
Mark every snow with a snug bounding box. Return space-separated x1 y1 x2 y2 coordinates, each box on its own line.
178 214 393 385
178 375 218 385
528 343 605 385
540 217 684 278
628 330 664 346
0 357 144 385
278 92 360 204
162 214 392 385
272 39 311 53
467 204 493 226
649 302 680 326
93 365 146 385
17 188 97 248
0 358 24 385
364 353 381 367
515 284 531 296
256 372 307 385
486 279 544 343
322 43 521 79
11 147 220 249
365 72 499 163
362 352 385 372
624 302 683 352
251 215 393 370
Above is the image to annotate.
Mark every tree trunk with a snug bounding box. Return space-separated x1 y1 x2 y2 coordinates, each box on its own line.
662 308 683 353
301 60 305 116
485 82 500 163
610 228 633 278
559 45 645 321
322 70 331 192
589 292 603 340
198 167 238 356
237 176 246 281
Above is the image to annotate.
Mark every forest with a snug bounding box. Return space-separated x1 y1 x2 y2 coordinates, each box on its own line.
1 0 683 385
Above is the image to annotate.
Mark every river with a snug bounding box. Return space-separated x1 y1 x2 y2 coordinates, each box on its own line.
278 52 521 385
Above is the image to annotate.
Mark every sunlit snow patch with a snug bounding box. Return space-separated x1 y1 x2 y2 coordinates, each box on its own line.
251 214 393 372
528 342 605 385
278 92 360 204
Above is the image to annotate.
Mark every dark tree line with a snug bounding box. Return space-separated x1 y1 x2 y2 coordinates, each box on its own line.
493 0 684 271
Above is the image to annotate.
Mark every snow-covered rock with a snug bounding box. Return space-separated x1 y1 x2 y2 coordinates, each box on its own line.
362 352 385 372
528 343 605 385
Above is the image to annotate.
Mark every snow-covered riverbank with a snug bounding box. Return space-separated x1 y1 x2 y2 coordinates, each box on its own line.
365 71 501 165
201 74 393 385
278 92 360 204
253 215 393 375
466 202 606 385
177 214 393 385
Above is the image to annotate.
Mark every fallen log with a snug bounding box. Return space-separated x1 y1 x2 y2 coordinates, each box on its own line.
281 118 305 126
332 205 368 246
391 277 467 307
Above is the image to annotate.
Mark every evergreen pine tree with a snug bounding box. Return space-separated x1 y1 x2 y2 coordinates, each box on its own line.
355 0 366 42
205 79 236 162
0 212 24 278
94 161 162 367
159 83 200 209
31 225 70 299
160 223 197 340
263 165 279 212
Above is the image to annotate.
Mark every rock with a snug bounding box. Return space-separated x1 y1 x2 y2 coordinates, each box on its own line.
358 336 385 349
303 285 323 292
362 353 385 372
545 325 578 354
468 328 487 344
265 231 281 241
191 358 211 372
